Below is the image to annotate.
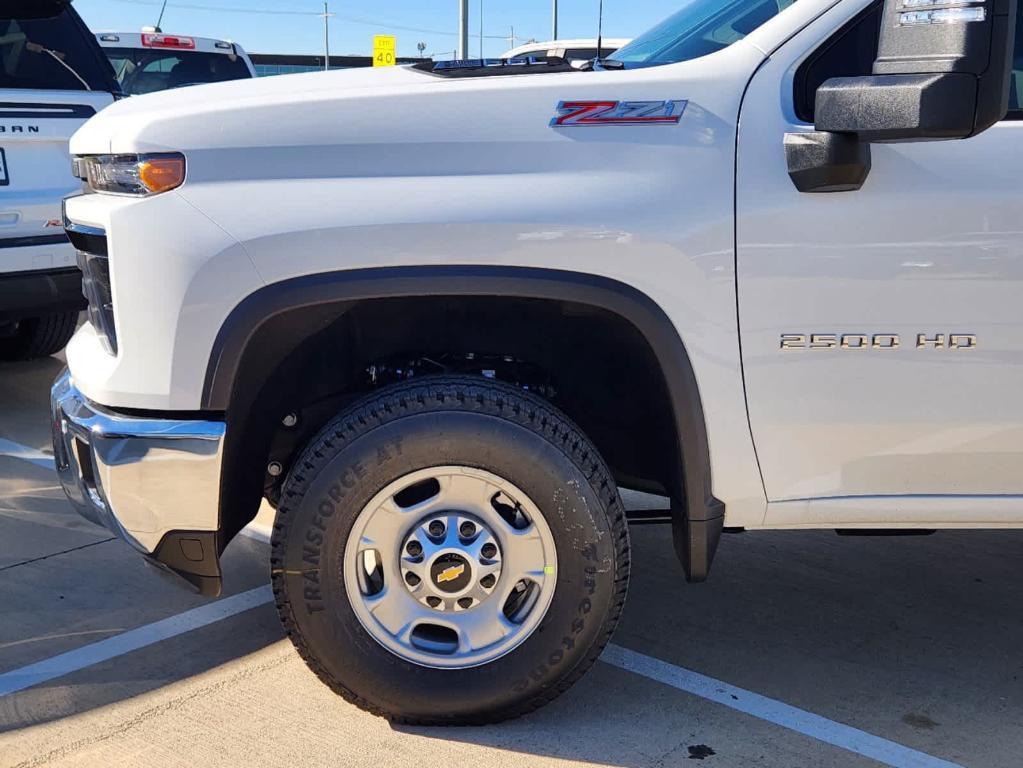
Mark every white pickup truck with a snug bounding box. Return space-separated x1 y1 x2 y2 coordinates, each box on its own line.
53 0 1021 725
96 31 256 95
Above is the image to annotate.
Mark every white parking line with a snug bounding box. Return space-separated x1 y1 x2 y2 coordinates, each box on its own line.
0 438 56 470
601 644 964 768
0 585 272 697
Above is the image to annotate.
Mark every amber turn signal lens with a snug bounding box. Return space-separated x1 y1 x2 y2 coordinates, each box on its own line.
138 155 186 194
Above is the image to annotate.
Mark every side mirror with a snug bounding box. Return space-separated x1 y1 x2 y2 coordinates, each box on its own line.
817 0 1016 140
787 0 1016 192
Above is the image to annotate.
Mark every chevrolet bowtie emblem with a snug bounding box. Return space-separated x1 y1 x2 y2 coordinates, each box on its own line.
436 564 466 584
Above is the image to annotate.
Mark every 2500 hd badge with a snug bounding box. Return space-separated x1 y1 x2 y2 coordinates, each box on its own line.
781 333 979 350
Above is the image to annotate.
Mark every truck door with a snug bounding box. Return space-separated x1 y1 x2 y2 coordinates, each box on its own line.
735 0 1023 523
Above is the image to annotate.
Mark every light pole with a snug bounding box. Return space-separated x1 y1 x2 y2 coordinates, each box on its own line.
458 0 469 59
552 0 558 40
322 1 334 71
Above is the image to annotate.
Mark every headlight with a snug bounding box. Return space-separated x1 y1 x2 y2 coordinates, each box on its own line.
74 153 186 196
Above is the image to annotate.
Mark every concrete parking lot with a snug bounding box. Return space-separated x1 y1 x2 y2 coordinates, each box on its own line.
2 356 1022 768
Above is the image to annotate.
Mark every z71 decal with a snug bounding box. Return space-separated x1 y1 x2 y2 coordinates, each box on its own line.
550 100 687 127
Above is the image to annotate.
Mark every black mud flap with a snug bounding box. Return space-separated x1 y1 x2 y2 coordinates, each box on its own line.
671 497 725 583
148 530 223 597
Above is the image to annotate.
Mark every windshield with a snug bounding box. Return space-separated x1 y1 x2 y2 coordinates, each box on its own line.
0 5 117 91
609 0 797 68
104 48 251 95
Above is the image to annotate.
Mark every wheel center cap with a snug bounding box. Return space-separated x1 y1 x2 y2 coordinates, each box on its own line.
430 553 472 593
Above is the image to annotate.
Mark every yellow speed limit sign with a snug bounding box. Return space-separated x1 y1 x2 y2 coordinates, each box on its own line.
373 35 396 67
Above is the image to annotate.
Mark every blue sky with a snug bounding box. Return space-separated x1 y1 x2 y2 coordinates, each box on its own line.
74 0 681 59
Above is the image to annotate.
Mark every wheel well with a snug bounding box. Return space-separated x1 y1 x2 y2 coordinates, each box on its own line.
210 267 721 581
218 295 680 542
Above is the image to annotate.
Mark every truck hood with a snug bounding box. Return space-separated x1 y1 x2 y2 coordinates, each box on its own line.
68 41 767 198
69 65 452 154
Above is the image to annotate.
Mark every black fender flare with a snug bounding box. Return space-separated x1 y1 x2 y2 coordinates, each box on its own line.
202 266 724 580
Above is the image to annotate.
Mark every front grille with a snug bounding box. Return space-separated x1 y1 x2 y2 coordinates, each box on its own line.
67 223 117 355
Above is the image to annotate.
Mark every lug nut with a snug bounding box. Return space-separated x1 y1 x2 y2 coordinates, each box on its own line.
405 572 421 587
282 413 298 427
405 540 423 557
457 597 474 609
426 596 442 608
480 543 498 559
459 521 476 538
480 574 496 589
267 461 283 477
428 520 446 538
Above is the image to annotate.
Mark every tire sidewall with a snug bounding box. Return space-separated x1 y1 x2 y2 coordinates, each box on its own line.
275 409 619 722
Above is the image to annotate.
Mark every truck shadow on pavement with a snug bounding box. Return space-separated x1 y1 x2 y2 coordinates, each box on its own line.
0 534 281 737
0 356 65 444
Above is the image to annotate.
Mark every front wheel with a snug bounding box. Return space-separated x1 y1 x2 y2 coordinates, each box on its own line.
271 376 630 724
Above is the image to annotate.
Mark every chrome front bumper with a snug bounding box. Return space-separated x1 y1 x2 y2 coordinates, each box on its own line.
51 370 227 595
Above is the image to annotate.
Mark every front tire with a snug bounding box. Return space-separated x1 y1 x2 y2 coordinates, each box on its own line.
271 376 629 724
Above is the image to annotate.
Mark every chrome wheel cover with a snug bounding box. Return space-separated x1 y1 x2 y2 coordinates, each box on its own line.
343 466 558 669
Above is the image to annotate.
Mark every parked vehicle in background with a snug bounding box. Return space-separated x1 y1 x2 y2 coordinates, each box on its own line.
96 32 255 95
501 38 630 66
0 0 118 360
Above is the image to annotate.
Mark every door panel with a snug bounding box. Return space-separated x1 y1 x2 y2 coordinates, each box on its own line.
736 0 1023 506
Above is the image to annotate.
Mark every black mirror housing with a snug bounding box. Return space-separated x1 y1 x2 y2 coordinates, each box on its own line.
815 72 977 140
814 0 1016 141
784 131 873 192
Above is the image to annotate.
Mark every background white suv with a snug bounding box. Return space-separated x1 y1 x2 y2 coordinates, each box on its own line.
0 0 118 359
